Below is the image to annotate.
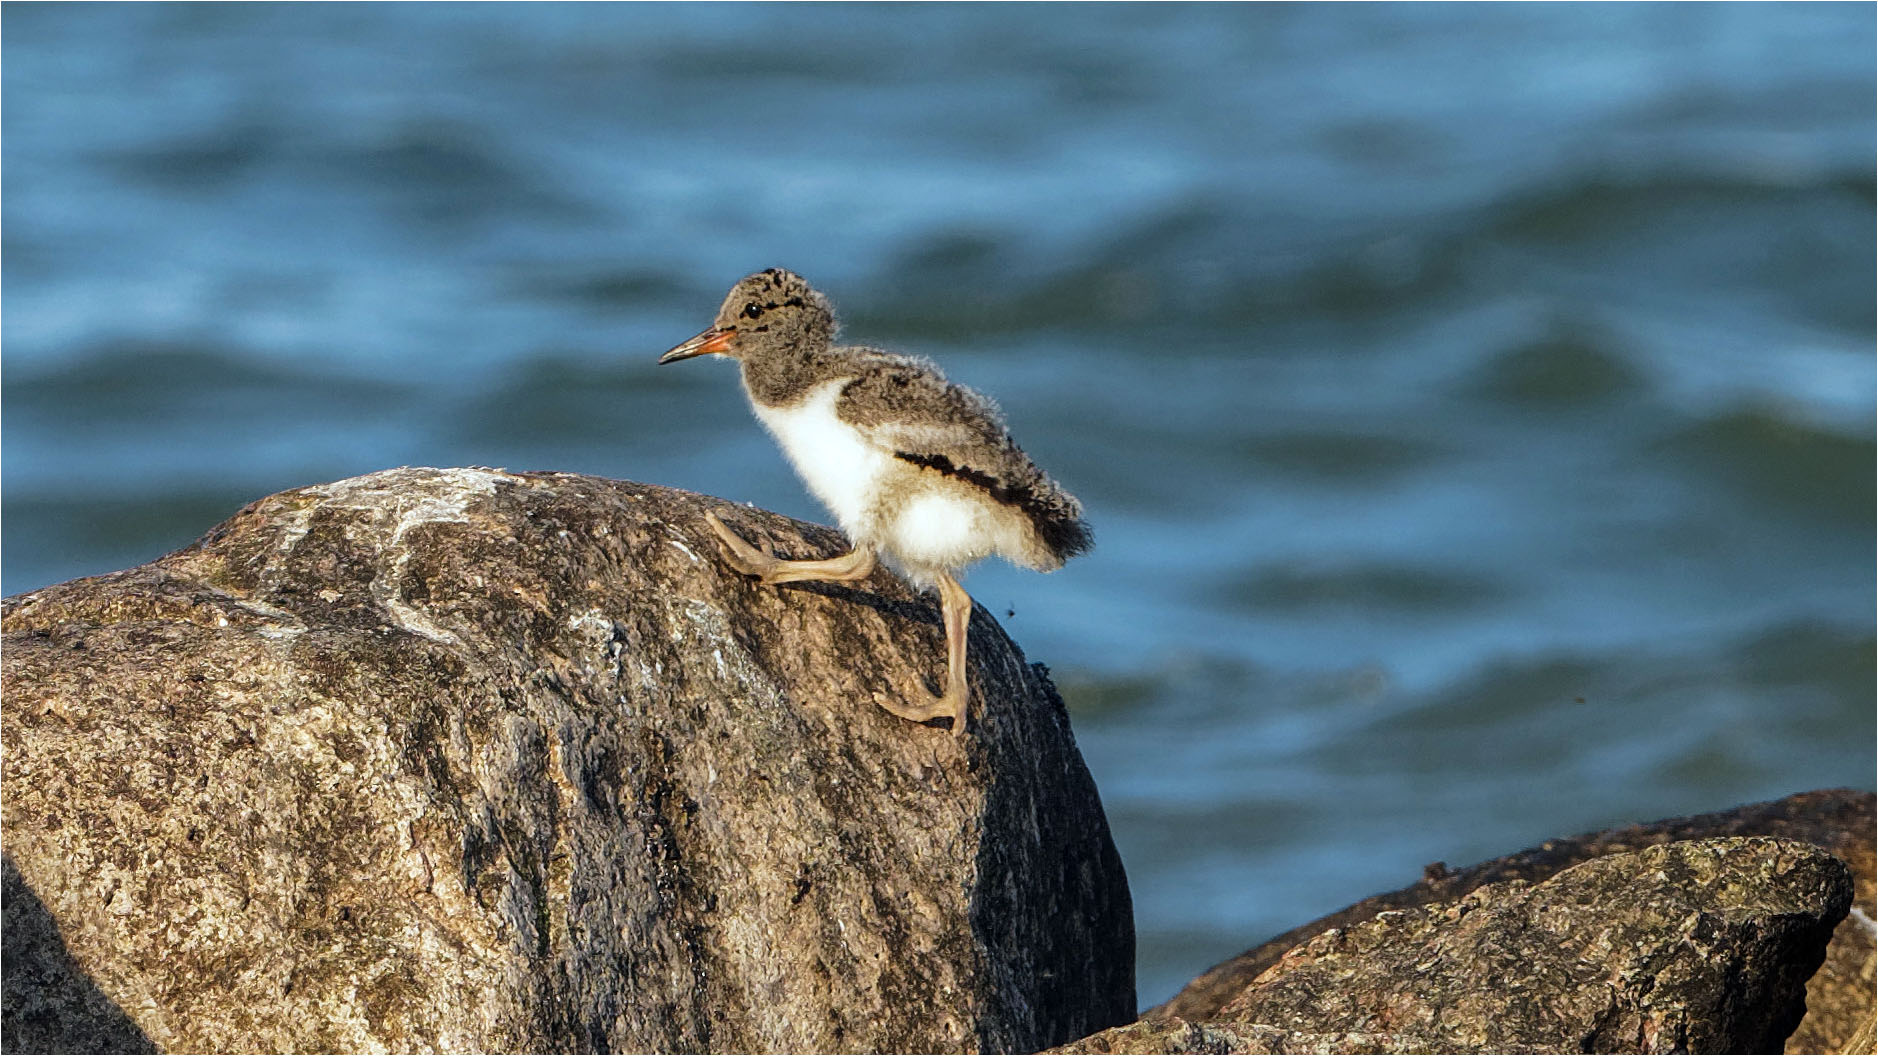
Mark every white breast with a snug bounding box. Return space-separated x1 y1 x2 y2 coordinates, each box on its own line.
750 378 892 535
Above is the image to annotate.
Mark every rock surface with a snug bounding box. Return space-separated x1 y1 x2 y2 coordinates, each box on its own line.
1 467 1135 1054
1156 789 1876 1053
1050 1016 1554 1054
1065 837 1851 1055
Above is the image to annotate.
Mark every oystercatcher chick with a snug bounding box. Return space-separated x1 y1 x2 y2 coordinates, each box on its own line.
660 268 1091 738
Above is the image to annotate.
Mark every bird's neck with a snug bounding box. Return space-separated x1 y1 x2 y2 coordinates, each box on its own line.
740 345 842 408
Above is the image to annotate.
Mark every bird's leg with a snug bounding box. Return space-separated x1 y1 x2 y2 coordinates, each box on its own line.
708 513 971 737
705 512 876 585
936 572 973 737
868 573 972 736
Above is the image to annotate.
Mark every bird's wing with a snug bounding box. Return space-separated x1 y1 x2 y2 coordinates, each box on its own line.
835 351 1092 563
833 352 1016 472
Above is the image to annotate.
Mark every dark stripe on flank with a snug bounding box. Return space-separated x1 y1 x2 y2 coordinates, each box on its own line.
894 450 1003 496
892 451 1092 560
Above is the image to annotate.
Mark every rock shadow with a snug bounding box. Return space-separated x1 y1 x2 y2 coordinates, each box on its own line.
2 856 156 1054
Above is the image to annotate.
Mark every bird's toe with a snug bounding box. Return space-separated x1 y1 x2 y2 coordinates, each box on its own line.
704 512 777 578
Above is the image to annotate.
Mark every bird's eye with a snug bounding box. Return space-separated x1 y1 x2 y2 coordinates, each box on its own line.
741 303 762 319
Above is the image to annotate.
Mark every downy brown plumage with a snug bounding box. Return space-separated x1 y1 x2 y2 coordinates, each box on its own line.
661 267 1090 738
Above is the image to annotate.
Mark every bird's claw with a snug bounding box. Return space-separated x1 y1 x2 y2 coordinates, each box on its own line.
875 689 969 738
946 692 969 739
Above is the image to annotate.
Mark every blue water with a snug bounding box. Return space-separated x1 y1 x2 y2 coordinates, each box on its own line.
6 4 1873 1007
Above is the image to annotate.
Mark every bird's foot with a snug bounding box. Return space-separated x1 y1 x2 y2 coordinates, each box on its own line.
876 685 969 739
704 511 782 579
704 512 877 586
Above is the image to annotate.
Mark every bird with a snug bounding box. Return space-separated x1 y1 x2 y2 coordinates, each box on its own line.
659 268 1091 738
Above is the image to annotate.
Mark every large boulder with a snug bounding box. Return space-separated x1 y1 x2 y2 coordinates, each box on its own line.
1 467 1136 1053
1155 789 1875 1053
1061 837 1851 1054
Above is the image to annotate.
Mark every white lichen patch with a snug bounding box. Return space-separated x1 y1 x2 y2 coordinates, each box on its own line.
382 564 462 644
273 499 322 555
566 609 615 637
277 468 524 646
275 468 517 553
566 608 631 685
671 597 732 644
663 598 789 720
627 658 661 695
297 466 514 515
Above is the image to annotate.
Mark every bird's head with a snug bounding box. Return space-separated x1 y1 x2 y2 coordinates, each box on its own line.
659 268 837 365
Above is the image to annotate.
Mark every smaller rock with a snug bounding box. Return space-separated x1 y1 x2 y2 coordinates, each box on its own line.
1155 788 1875 1055
1070 837 1853 1054
1049 1015 1556 1054
1211 838 1850 1054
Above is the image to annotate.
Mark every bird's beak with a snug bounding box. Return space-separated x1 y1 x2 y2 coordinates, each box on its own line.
659 327 736 364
